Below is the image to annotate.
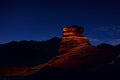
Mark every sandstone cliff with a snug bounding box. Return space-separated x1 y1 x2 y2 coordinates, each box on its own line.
47 25 112 70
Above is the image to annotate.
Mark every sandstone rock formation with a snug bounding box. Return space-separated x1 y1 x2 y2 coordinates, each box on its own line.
59 25 90 55
47 25 112 70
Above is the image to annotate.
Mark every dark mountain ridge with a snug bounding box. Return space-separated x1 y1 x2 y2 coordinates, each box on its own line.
0 37 61 67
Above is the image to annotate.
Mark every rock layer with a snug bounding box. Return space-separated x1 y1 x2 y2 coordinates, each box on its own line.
62 25 84 37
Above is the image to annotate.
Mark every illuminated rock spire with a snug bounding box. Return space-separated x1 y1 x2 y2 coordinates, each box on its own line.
59 25 90 54
47 26 112 70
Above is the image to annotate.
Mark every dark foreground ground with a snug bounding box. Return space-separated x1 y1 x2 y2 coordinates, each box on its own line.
0 62 120 80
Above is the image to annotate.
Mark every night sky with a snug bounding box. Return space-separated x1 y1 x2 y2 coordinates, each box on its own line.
0 0 120 45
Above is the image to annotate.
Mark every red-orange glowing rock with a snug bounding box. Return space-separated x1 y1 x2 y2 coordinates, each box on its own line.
59 25 90 55
47 26 113 70
62 25 84 37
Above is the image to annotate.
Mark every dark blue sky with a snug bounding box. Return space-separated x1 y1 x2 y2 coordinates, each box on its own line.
0 0 120 45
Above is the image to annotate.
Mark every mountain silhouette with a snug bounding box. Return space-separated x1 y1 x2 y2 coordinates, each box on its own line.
0 37 61 66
